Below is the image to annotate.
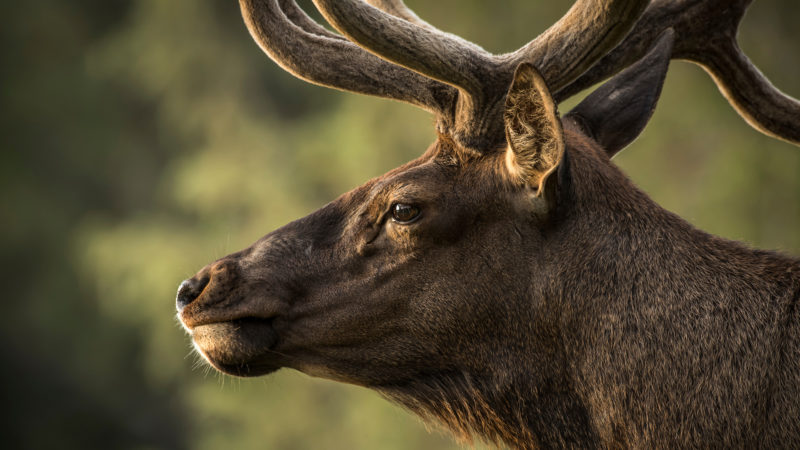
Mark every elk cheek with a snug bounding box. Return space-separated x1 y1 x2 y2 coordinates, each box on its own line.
386 222 416 251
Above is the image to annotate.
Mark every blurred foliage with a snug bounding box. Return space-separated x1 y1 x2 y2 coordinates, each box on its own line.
1 0 798 449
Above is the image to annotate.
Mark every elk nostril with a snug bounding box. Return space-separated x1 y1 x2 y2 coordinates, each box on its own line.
176 275 210 311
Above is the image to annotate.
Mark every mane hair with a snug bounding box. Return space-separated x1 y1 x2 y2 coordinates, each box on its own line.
378 371 536 449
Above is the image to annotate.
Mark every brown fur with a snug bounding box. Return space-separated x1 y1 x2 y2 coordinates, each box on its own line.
175 2 800 448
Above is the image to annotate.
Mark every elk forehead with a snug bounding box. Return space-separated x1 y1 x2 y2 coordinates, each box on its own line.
344 146 484 214
365 161 451 203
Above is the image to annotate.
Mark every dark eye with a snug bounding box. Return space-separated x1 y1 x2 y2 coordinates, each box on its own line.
391 203 421 223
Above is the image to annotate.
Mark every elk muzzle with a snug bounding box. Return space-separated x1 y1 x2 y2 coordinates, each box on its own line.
176 258 284 377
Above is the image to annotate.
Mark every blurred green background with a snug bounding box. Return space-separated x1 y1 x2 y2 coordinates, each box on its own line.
1 1 798 449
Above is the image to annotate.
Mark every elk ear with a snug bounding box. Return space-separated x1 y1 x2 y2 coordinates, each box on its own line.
504 63 564 196
564 29 675 158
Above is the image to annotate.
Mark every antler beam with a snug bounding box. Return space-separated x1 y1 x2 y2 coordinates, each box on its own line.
503 0 649 93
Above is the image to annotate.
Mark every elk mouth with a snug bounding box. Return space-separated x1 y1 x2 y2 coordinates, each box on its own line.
190 316 283 377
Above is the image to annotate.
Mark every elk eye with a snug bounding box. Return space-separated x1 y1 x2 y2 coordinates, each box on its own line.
391 203 421 223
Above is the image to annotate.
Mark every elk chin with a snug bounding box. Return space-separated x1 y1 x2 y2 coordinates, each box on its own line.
191 318 281 377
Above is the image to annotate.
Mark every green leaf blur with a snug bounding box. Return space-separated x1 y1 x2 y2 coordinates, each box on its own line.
2 1 798 449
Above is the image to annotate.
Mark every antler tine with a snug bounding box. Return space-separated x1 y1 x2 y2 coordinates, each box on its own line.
240 0 452 113
363 0 429 28
555 0 735 100
311 0 496 97
504 0 650 93
363 0 488 53
278 0 346 41
556 0 800 146
703 39 800 144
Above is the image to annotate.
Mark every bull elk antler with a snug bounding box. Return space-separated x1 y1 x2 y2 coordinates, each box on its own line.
240 0 799 150
241 0 651 150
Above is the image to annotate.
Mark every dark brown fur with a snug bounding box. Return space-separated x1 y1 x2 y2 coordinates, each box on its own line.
176 3 800 448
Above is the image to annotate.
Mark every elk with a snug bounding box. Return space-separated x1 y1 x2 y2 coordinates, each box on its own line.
176 0 800 448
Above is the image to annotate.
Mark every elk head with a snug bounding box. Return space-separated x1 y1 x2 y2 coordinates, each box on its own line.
177 0 800 447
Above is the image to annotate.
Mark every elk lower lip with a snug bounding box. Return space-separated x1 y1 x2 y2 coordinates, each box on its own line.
192 317 282 377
